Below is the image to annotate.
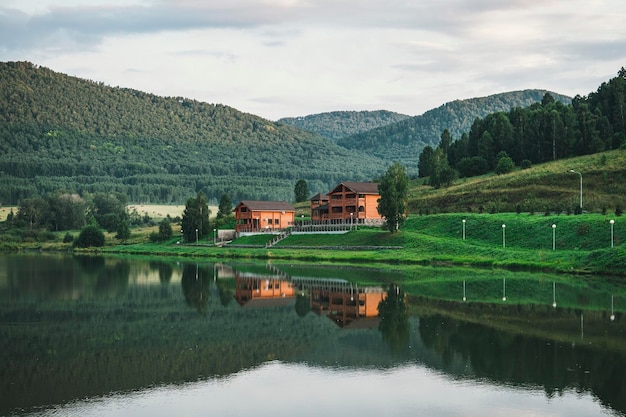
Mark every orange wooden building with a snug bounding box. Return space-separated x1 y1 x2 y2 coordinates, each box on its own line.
234 200 295 233
311 182 383 224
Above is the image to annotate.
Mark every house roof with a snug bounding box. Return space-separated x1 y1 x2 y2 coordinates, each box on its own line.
235 200 296 212
310 192 329 201
329 182 380 195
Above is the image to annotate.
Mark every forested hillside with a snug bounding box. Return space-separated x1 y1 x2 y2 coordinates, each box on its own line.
0 62 385 204
278 110 411 140
338 90 571 176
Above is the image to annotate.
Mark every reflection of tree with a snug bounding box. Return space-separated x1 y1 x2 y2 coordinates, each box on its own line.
181 263 210 312
94 260 130 298
418 313 626 415
378 284 409 352
295 293 310 317
216 281 233 307
157 262 173 285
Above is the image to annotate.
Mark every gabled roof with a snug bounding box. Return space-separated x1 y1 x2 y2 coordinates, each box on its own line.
329 182 380 195
235 200 296 212
310 192 329 201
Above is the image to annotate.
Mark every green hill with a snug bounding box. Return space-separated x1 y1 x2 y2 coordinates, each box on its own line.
338 90 571 177
278 110 411 140
0 62 385 204
407 149 626 215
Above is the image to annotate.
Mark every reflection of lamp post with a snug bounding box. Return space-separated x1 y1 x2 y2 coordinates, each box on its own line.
462 219 466 240
552 224 556 250
462 280 466 302
569 169 582 210
610 294 615 321
610 219 615 248
552 281 557 308
502 277 506 301
502 224 506 248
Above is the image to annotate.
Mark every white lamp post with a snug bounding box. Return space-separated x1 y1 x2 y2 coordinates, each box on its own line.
350 213 353 231
502 224 506 248
610 219 615 248
502 277 506 301
569 169 582 210
462 280 466 302
195 228 198 245
552 281 557 308
462 219 466 240
213 228 217 244
552 224 556 250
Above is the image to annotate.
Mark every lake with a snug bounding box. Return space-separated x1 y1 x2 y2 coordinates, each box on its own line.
1 254 625 417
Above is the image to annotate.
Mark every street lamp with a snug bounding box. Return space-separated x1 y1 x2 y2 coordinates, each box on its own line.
462 219 466 240
213 228 217 244
610 219 615 248
502 224 506 248
350 213 353 231
552 224 556 250
180 229 183 243
301 214 304 230
569 169 582 210
195 228 198 245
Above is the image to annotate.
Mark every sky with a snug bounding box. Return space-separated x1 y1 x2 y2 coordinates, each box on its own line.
1 1 625 121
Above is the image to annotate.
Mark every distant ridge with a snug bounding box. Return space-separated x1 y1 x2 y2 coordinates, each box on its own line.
336 90 571 175
278 110 411 140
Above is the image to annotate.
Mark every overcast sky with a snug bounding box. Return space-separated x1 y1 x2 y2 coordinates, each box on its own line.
1 0 624 120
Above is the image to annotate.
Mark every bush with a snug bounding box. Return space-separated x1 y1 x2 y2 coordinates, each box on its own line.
63 232 74 243
74 225 105 248
616 205 623 216
495 156 515 175
520 159 532 169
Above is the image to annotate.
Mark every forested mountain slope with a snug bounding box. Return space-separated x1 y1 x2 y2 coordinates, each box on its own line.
0 61 385 204
338 90 571 176
278 110 411 140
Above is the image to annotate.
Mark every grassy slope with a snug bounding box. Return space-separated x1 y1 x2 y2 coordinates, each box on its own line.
409 149 626 214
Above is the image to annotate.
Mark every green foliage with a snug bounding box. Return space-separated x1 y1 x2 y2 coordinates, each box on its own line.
338 90 571 176
0 62 386 205
115 217 131 241
378 162 409 233
62 232 74 243
294 179 309 203
181 192 210 243
74 225 105 248
278 110 410 140
217 193 233 219
495 156 515 175
429 148 456 188
158 219 173 241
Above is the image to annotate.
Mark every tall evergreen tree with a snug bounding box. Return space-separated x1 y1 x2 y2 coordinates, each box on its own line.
294 179 309 203
181 192 210 243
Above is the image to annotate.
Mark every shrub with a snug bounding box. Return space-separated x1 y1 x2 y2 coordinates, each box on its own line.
520 160 532 169
616 205 623 217
495 156 515 175
74 225 105 248
63 232 74 243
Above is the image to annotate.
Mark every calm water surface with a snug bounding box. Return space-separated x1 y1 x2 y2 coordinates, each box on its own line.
1 254 624 417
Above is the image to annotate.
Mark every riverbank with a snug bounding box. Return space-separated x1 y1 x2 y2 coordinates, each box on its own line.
102 213 625 277
2 213 624 276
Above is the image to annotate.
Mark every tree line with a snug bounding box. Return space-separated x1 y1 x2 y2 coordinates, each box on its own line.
418 68 626 186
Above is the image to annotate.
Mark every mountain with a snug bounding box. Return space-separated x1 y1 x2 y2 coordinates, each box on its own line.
0 62 386 205
337 90 572 176
278 110 411 140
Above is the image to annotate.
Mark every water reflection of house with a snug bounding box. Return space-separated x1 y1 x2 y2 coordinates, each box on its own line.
307 281 386 328
234 272 296 307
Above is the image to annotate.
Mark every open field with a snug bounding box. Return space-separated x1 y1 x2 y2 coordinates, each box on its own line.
128 205 218 219
0 207 16 222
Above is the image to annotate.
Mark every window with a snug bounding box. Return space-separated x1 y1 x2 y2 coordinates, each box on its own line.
359 206 365 212
332 195 342 200
240 207 248 212
274 219 279 224
332 207 343 213
346 193 356 199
